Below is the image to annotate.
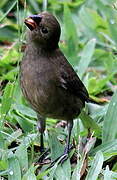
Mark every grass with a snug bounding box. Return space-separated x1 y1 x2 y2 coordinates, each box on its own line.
0 0 117 179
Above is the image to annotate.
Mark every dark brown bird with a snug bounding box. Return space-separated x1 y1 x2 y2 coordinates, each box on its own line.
20 12 89 162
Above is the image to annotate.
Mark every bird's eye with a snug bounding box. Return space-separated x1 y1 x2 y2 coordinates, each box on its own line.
41 27 48 34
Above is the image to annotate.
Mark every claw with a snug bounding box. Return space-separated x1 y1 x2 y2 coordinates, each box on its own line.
60 153 68 164
47 153 69 169
47 144 73 168
38 148 50 163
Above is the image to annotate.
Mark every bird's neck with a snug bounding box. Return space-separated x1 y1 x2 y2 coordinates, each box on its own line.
26 42 59 58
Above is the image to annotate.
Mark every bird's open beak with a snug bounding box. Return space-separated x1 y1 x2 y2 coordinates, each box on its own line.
24 18 37 31
24 15 42 31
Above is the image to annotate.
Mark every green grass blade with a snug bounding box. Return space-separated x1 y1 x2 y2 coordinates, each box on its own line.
48 130 64 161
8 154 21 180
5 129 22 147
103 166 112 180
63 4 78 66
0 1 17 22
79 110 101 134
55 159 71 180
102 90 117 143
90 139 117 156
86 151 103 180
27 0 40 13
1 82 14 116
78 38 96 79
15 143 28 174
22 165 36 180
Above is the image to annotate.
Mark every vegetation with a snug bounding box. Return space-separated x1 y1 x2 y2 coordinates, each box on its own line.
0 0 117 179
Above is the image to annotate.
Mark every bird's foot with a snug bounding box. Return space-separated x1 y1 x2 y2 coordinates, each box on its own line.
38 148 50 163
47 153 68 169
60 153 69 164
48 144 73 169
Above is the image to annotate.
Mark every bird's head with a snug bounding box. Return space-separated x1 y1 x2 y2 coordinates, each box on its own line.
24 12 61 50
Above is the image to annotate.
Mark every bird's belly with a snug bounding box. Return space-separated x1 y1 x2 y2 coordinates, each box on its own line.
21 76 83 120
45 92 84 120
35 87 84 121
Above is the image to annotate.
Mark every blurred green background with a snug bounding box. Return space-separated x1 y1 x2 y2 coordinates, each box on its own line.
0 0 117 179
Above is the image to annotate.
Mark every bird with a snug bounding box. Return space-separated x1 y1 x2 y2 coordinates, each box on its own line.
20 12 89 163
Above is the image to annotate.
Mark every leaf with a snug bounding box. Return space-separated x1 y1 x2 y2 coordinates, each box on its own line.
48 130 64 161
1 67 18 81
0 1 17 22
103 166 112 180
86 151 103 180
8 154 21 180
1 82 14 116
0 47 19 67
64 4 78 50
0 26 17 42
5 129 22 147
79 110 101 134
14 104 37 119
15 143 28 174
13 114 34 133
55 159 71 180
111 171 117 179
27 0 40 13
22 165 36 180
47 155 70 180
102 90 117 143
63 4 78 66
79 7 107 30
78 38 96 79
90 139 117 156
108 14 117 45
72 156 83 180
88 74 113 95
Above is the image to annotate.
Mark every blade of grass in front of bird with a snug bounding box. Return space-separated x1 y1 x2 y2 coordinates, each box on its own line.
54 159 71 180
47 155 69 180
85 151 103 180
72 152 87 180
15 143 28 174
8 154 21 180
48 130 64 161
22 164 37 180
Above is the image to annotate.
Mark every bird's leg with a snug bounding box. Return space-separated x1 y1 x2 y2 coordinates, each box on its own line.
60 120 73 163
37 114 46 152
37 114 49 162
40 132 44 153
64 120 73 155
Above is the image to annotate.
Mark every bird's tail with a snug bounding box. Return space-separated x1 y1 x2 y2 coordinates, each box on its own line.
87 96 109 104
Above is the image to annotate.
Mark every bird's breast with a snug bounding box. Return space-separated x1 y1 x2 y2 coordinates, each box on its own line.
20 58 58 114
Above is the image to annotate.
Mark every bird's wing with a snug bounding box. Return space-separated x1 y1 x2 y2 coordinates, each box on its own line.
55 52 89 102
60 68 89 102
